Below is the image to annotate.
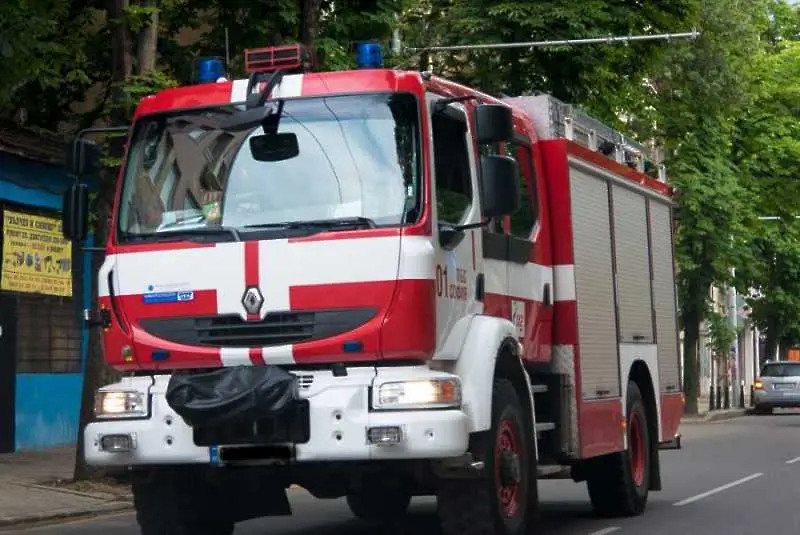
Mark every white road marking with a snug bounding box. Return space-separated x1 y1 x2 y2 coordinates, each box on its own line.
588 528 621 535
673 472 764 506
786 456 800 464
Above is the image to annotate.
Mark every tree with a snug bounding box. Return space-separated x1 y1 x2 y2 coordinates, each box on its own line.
397 0 696 126
0 1 100 128
650 0 768 415
73 0 178 481
733 34 800 361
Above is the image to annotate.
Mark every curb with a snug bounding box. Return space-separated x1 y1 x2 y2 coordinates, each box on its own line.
15 482 133 502
681 408 751 424
0 502 132 530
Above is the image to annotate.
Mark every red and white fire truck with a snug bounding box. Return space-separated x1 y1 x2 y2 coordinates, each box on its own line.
62 42 684 535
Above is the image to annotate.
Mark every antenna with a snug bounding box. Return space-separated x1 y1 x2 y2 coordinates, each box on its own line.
225 27 231 66
406 29 700 54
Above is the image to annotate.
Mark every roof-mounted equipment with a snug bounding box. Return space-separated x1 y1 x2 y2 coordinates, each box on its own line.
355 41 384 69
244 44 314 75
194 57 226 84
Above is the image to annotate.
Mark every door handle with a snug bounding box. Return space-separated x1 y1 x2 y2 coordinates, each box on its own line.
543 283 552 307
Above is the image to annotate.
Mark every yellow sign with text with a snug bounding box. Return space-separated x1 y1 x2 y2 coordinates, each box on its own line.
1 210 73 297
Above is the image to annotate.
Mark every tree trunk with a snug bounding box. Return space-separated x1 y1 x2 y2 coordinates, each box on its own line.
74 0 133 482
299 0 323 45
73 170 121 481
106 0 133 88
137 0 159 73
682 311 700 415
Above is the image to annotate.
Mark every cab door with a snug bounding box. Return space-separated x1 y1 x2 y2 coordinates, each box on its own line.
427 94 486 356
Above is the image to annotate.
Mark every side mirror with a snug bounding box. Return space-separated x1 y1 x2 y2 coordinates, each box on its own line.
62 183 90 242
479 155 520 219
250 132 299 162
474 104 514 145
66 138 101 177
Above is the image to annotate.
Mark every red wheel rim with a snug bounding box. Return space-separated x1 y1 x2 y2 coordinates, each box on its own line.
495 419 522 518
629 412 645 487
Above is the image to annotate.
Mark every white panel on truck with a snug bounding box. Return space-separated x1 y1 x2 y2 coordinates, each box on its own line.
648 200 681 393
569 166 620 399
611 185 654 343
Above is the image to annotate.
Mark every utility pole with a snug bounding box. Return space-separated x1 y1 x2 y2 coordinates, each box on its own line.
727 269 740 407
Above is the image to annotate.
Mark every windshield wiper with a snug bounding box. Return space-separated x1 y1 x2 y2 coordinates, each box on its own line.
244 217 377 231
127 225 241 243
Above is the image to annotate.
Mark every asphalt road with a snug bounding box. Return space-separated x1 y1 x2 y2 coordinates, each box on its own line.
12 412 800 535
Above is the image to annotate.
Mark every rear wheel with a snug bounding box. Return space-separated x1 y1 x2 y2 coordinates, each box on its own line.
437 378 538 535
754 405 773 415
586 381 651 518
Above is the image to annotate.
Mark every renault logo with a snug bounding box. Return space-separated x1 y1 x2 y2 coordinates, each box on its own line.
241 286 264 316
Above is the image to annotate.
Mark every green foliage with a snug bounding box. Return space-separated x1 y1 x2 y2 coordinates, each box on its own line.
0 1 100 126
706 309 739 359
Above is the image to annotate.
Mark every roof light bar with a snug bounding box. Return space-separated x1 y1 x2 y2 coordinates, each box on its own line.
244 44 314 74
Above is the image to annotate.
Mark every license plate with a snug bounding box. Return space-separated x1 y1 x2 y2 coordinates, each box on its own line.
775 383 795 391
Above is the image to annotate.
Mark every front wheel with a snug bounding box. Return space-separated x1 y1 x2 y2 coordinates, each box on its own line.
133 468 235 535
437 378 538 535
586 380 651 517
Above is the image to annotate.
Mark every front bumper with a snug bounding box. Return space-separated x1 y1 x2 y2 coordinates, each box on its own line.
84 366 470 467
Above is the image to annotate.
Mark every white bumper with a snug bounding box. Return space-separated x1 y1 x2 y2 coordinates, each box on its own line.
84 366 470 467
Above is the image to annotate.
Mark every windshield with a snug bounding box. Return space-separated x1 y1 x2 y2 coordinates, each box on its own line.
760 363 800 377
116 92 421 240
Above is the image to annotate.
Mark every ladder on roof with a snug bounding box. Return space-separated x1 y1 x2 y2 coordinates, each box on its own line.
538 94 666 182
507 93 668 183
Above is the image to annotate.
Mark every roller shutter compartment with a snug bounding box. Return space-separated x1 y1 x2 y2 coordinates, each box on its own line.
569 166 620 400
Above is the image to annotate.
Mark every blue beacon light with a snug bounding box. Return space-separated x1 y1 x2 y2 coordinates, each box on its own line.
355 42 384 69
196 57 226 83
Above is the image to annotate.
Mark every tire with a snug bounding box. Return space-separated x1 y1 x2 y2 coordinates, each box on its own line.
754 405 773 415
133 469 235 535
346 489 411 522
586 381 651 518
437 378 538 535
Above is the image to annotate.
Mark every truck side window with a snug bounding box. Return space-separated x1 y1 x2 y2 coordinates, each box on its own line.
432 109 473 225
508 140 539 240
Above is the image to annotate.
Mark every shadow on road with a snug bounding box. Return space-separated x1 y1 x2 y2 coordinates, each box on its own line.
257 500 599 535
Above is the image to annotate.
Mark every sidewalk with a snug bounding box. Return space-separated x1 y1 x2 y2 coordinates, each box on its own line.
0 448 131 530
681 395 752 424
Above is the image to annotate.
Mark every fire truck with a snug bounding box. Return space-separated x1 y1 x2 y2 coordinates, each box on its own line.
62 41 684 535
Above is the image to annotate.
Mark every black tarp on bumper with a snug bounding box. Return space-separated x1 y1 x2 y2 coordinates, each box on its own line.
165 366 310 446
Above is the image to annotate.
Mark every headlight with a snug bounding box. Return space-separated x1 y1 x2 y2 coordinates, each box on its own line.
94 390 148 419
374 379 462 410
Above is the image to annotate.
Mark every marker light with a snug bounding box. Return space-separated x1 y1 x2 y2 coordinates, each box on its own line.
196 57 226 83
355 41 384 69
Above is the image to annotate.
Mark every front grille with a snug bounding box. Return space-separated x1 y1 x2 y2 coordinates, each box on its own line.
197 312 314 347
139 307 377 349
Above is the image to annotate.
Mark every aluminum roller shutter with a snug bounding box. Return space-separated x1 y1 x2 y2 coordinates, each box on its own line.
611 185 654 344
649 200 681 392
570 166 620 399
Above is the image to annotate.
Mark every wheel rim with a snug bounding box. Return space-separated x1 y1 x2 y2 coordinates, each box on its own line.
629 411 645 487
495 419 522 518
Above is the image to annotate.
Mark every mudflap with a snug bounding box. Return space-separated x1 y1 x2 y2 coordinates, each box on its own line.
221 468 293 520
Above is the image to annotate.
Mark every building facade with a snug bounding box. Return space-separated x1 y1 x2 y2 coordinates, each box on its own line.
0 122 92 452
